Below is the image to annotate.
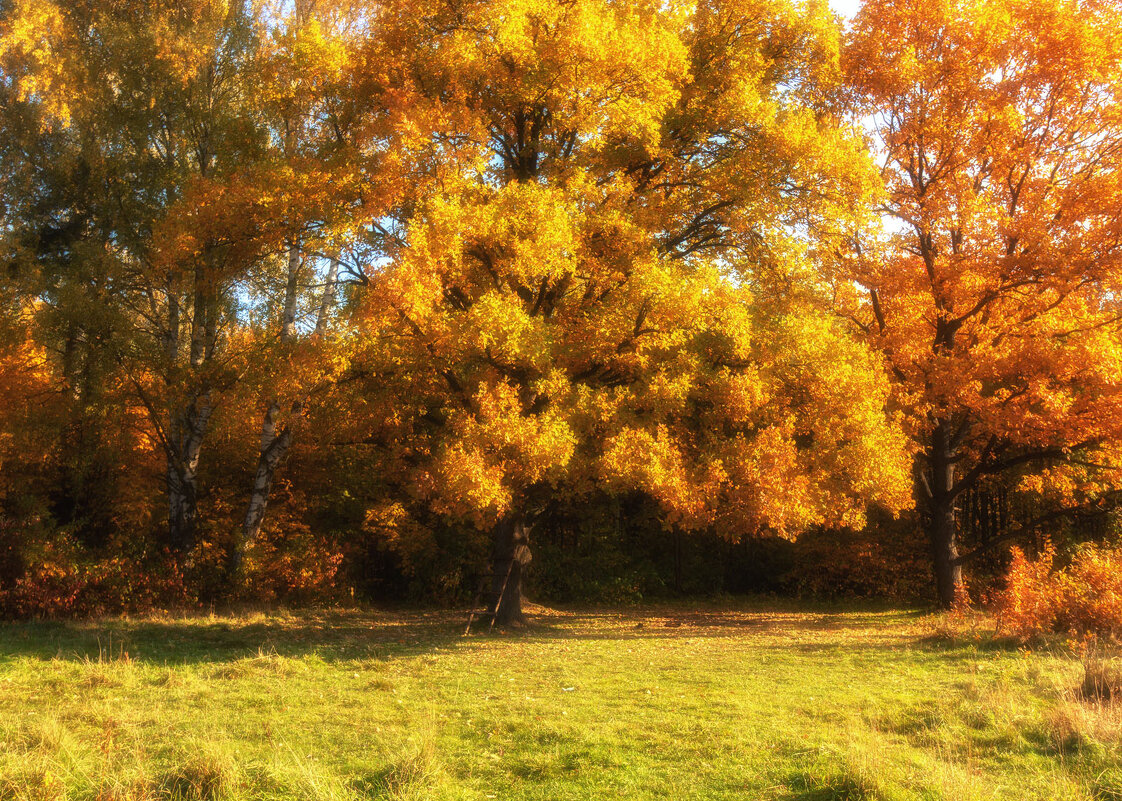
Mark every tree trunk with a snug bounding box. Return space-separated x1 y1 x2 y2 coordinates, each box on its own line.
922 420 964 608
56 324 86 527
230 241 308 575
231 401 297 576
313 257 339 337
929 498 962 608
169 270 217 553
281 242 301 341
166 390 212 553
487 514 531 625
167 459 198 553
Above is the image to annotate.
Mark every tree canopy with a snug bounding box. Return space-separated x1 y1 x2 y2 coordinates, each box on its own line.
1 0 1121 616
839 0 1122 605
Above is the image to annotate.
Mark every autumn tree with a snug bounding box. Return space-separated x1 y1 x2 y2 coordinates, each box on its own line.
1 0 276 555
1 0 399 589
841 0 1122 605
233 0 366 571
345 0 912 622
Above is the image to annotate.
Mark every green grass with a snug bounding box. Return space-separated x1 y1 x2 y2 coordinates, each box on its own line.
0 601 1118 800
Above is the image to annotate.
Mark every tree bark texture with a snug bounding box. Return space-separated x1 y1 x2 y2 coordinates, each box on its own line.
166 389 212 553
232 400 298 575
922 419 964 607
488 514 531 625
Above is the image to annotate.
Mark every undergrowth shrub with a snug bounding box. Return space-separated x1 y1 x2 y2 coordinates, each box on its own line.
994 542 1122 639
236 511 347 605
0 532 190 620
1080 652 1122 702
782 522 932 600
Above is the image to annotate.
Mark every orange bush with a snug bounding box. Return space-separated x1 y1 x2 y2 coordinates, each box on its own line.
1057 547 1122 637
0 549 191 619
235 502 348 605
993 544 1062 639
994 542 1122 640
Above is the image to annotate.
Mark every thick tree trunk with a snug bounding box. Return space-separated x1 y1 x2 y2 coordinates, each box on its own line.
167 271 217 553
922 420 964 608
929 499 962 608
231 401 296 575
167 460 198 553
487 514 531 625
166 390 212 553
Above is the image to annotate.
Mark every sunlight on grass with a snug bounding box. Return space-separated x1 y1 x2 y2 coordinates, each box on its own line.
0 603 1118 799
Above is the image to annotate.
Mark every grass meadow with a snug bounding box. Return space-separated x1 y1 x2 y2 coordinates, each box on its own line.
1 602 1119 800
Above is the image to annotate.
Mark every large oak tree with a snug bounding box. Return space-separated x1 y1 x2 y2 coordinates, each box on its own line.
345 0 912 622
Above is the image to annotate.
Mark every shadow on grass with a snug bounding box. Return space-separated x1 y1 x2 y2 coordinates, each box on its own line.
0 604 960 668
779 770 876 800
0 609 469 666
918 632 1017 650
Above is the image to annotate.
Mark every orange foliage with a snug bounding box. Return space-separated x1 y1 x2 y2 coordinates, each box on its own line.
994 542 1122 640
837 0 1122 604
0 529 191 619
351 0 913 544
237 512 347 604
6 0 1122 617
